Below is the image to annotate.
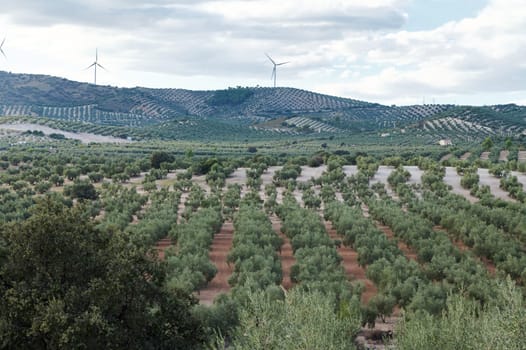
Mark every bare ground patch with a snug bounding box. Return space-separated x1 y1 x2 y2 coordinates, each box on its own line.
197 221 234 305
324 221 377 303
499 150 509 162
444 167 478 203
271 215 295 290
477 168 515 201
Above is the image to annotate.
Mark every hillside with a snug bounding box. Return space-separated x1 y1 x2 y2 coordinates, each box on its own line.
1 71 525 142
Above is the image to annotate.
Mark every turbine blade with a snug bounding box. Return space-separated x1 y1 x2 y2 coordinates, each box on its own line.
0 38 6 59
84 62 96 70
97 63 106 70
265 53 276 65
277 61 290 66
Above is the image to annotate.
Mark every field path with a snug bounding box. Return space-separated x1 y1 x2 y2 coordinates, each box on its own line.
376 223 419 262
432 226 496 275
324 220 377 303
197 221 234 305
361 204 419 262
271 215 295 290
155 237 174 260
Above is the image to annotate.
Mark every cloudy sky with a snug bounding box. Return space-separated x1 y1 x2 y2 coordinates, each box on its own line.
0 0 525 106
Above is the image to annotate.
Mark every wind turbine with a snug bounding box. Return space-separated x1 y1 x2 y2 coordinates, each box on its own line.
85 48 106 84
265 53 289 88
0 37 7 59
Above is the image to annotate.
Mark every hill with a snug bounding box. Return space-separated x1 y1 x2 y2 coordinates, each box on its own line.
1 71 525 142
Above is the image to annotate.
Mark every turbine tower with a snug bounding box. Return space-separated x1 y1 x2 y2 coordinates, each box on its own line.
85 48 106 84
0 37 6 59
265 53 289 88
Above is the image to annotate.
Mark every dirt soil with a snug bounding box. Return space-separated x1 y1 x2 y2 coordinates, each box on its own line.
271 216 295 290
261 166 282 186
197 221 234 305
376 223 419 262
404 165 423 186
155 237 174 260
440 153 453 162
460 152 472 161
297 165 327 183
325 221 377 303
499 150 509 162
444 167 478 203
226 168 248 186
511 171 526 188
0 123 132 144
480 151 490 160
433 225 496 276
477 168 515 201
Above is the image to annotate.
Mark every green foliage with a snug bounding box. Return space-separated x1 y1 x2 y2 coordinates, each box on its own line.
228 205 283 295
0 196 205 349
482 136 494 151
396 279 525 350
208 87 254 106
166 206 223 293
224 289 361 350
64 180 98 200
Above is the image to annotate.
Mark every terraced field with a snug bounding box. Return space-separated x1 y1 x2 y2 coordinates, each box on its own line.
2 72 526 141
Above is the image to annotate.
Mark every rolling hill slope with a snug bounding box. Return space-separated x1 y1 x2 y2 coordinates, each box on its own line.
1 71 525 142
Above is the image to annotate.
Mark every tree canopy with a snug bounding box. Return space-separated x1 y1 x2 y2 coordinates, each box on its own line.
0 196 205 349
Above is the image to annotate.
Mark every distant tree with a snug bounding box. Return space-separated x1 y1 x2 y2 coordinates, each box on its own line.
88 172 104 183
65 167 80 181
208 86 254 106
150 151 173 169
247 146 258 153
64 180 98 200
482 137 494 151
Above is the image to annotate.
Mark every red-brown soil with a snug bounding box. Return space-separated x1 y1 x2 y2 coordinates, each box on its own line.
155 237 174 260
271 215 295 290
433 225 497 276
360 204 418 262
324 221 377 303
197 221 234 305
376 223 419 262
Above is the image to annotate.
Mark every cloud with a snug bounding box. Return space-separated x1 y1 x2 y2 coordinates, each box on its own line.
0 0 524 105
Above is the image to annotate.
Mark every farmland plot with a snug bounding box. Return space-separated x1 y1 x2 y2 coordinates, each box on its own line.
324 220 377 303
0 123 131 143
460 152 472 161
197 221 234 305
370 166 395 197
480 151 490 161
444 167 478 203
342 165 359 177
477 168 515 201
297 165 327 183
404 166 423 186
261 166 282 186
